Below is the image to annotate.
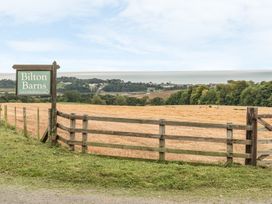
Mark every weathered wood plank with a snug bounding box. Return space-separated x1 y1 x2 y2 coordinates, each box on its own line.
48 109 52 142
36 107 40 139
86 141 251 158
14 107 17 131
56 123 251 144
40 128 48 143
257 154 270 161
226 123 233 164
82 115 88 153
258 139 272 144
245 107 258 166
12 64 60 70
257 118 272 131
56 135 68 144
57 111 249 130
23 107 27 137
159 119 166 161
69 113 76 151
258 114 272 119
4 105 7 126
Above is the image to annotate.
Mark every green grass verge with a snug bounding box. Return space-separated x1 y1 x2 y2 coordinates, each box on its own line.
0 125 272 197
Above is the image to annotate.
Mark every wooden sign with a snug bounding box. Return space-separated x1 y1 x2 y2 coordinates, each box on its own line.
16 70 51 96
13 61 60 145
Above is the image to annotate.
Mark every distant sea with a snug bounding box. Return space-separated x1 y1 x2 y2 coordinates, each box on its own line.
0 71 271 84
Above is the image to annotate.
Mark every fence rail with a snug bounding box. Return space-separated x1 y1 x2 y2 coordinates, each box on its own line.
1 104 271 166
57 111 251 130
55 109 257 164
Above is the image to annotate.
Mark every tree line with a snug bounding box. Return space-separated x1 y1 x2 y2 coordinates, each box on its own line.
166 80 272 106
1 80 272 107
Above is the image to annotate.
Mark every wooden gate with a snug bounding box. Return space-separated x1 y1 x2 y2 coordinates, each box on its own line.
257 113 272 164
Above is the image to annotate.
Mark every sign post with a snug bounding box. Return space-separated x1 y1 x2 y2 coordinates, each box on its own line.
13 61 60 145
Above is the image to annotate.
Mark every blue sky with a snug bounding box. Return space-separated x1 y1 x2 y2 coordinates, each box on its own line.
1 0 272 72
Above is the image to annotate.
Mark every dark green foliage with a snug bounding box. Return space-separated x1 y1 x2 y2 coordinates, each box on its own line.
166 91 182 105
150 97 165 105
63 91 81 102
91 95 106 105
103 81 148 92
114 95 127 105
199 88 217 105
126 96 148 106
166 80 272 107
0 79 15 88
1 77 272 107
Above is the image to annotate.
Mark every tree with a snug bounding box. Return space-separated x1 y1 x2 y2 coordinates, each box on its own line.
91 95 106 105
240 86 258 106
150 97 165 105
215 84 230 105
199 88 217 105
190 85 208 105
63 91 81 102
115 95 127 105
166 91 181 105
178 89 190 105
226 80 251 105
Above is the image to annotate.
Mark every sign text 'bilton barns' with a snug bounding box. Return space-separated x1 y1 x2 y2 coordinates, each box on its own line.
17 71 51 95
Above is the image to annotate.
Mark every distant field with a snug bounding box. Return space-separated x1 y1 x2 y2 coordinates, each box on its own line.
1 103 272 164
0 88 15 93
101 89 179 99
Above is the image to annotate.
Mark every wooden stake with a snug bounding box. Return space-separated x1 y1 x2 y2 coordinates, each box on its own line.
14 107 17 131
4 105 7 127
23 107 27 137
245 107 258 166
51 61 58 145
48 108 52 142
159 119 166 161
82 115 88 153
36 107 40 139
226 123 233 164
69 113 76 151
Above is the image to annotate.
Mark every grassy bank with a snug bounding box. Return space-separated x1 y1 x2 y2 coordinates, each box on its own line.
0 125 272 197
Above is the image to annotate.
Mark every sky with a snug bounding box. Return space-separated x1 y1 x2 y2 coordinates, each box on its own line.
1 0 272 73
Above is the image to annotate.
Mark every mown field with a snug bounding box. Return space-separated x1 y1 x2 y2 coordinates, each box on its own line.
0 125 272 198
1 103 272 164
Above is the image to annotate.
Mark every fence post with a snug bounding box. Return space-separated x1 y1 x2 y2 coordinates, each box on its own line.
159 119 166 161
36 108 40 139
23 107 27 137
48 108 52 142
245 107 258 166
4 105 7 126
82 115 88 153
226 123 233 164
69 113 76 151
14 107 17 131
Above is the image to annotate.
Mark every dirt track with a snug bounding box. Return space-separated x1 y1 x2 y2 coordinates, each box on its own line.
1 185 271 204
1 103 272 164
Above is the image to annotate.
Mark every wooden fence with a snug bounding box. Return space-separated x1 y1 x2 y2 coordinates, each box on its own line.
1 104 272 166
0 104 41 139
55 108 258 165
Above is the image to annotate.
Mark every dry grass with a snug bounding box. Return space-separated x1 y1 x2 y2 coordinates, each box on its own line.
1 103 272 164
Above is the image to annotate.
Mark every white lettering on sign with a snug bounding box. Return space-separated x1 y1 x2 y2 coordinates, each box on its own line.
21 72 48 81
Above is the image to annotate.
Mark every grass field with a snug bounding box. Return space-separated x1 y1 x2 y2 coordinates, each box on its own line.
1 103 272 164
0 125 272 199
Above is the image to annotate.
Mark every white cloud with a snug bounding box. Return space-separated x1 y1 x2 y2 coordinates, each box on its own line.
7 39 70 52
1 0 272 71
0 0 118 23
